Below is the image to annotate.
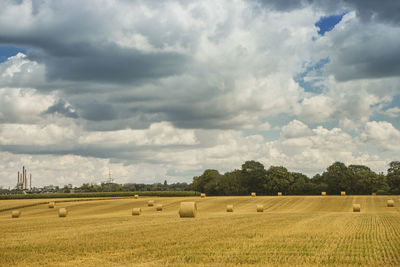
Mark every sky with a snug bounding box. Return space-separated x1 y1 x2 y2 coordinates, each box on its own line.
0 0 399 188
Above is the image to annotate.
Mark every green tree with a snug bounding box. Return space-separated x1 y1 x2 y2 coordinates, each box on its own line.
290 172 310 195
353 169 378 194
321 162 353 194
348 164 371 174
241 161 267 194
265 166 294 195
219 170 247 195
387 161 400 194
192 169 222 194
347 164 389 194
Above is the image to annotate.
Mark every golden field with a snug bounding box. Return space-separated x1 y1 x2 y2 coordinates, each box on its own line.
0 196 399 266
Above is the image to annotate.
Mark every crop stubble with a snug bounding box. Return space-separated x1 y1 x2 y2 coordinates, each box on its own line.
0 196 399 266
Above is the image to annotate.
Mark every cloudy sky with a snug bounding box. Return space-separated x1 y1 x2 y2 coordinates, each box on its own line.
0 0 399 188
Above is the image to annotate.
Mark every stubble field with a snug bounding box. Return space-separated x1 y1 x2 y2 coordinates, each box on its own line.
1 195 399 266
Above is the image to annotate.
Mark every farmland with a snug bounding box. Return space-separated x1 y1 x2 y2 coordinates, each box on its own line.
1 196 399 266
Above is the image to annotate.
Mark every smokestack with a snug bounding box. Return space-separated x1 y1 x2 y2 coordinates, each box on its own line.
25 170 27 190
23 166 26 190
18 171 20 184
30 174 32 190
22 166 25 189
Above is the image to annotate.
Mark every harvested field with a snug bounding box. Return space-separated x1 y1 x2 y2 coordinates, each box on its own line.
0 196 399 266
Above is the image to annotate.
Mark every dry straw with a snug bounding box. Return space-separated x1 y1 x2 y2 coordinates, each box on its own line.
321 192 326 196
11 210 21 218
256 204 264 212
341 191 346 196
277 192 282 196
200 193 206 198
353 204 360 212
48 202 55 208
58 208 68 217
251 192 256 197
372 193 376 196
148 200 154 207
132 208 142 215
179 202 197 218
134 195 139 199
156 204 163 211
387 200 394 207
226 205 234 212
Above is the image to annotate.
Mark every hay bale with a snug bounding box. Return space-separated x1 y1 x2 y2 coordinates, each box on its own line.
226 205 234 212
11 210 21 218
132 208 142 215
134 194 139 199
321 192 326 196
251 192 256 197
156 204 163 211
341 191 346 196
256 204 264 212
352 204 360 212
387 200 394 207
148 200 154 207
179 202 197 218
277 192 282 196
58 208 68 217
372 193 376 196
200 193 206 198
48 202 55 208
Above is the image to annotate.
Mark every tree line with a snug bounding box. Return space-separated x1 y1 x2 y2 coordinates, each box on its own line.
76 181 190 193
35 160 400 195
191 161 400 195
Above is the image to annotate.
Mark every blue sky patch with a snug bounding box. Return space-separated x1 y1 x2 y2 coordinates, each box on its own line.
0 45 27 63
315 13 346 36
386 94 400 109
294 57 330 93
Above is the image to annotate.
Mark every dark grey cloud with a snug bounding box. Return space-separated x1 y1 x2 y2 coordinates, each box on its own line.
257 0 400 25
256 0 310 12
0 140 201 163
0 41 189 84
324 18 400 81
0 1 190 84
343 0 400 25
43 99 78 118
75 101 117 121
26 45 189 83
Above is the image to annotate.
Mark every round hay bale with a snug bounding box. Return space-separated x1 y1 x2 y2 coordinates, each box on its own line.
372 193 376 196
353 204 360 212
11 210 21 218
387 200 394 207
226 205 234 212
321 192 326 196
256 204 264 212
277 192 282 196
48 202 55 208
156 204 163 211
134 194 139 199
148 200 154 207
341 191 346 196
132 208 142 215
200 193 206 198
251 192 256 197
58 208 68 217
179 202 197 218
